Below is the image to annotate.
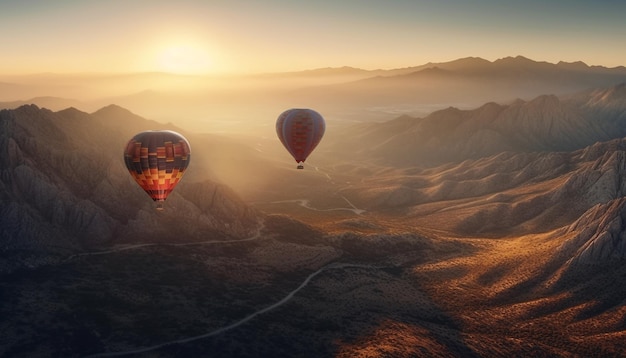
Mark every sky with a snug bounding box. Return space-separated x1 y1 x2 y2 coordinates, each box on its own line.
1 0 625 75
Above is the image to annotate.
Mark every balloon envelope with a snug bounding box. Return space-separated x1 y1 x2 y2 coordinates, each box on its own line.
123 130 191 210
276 108 325 169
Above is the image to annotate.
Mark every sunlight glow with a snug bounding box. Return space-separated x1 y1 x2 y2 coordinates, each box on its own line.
155 42 214 74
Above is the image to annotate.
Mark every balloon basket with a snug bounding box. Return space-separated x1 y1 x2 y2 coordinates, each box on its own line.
155 201 165 211
297 164 304 169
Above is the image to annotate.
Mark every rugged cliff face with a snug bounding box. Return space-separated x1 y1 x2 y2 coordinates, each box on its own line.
552 144 626 270
0 105 260 272
559 198 626 266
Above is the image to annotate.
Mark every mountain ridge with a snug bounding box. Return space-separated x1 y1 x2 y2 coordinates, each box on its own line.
0 104 260 273
331 83 626 167
4 55 626 132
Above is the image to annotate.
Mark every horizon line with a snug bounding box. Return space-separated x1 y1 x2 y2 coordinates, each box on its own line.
1 55 625 78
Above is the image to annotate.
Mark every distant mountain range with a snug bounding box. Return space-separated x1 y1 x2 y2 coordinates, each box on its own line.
284 56 626 116
270 55 626 79
3 56 626 132
331 82 626 167
0 96 87 111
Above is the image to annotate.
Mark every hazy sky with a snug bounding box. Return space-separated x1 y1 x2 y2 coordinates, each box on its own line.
1 0 625 74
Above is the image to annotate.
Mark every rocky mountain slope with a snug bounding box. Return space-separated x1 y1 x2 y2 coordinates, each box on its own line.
0 105 260 273
334 134 626 277
330 83 626 167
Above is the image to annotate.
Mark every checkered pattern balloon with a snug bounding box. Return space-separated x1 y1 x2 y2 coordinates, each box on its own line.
124 130 191 210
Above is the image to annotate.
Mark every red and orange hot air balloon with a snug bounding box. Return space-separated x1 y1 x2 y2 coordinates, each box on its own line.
123 130 191 210
276 108 325 169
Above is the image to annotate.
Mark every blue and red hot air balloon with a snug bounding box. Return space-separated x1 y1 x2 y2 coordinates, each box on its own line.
276 108 325 169
123 130 191 210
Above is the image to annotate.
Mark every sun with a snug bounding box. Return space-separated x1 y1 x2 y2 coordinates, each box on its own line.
155 41 214 75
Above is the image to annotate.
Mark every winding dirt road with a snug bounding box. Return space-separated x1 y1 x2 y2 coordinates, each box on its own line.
84 263 381 357
65 220 265 262
74 186 368 357
270 198 366 215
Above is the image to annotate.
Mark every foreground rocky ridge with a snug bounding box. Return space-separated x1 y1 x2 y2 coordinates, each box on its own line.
0 105 259 272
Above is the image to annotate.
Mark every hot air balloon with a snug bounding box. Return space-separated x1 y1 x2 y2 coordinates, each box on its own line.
276 108 325 169
123 130 191 210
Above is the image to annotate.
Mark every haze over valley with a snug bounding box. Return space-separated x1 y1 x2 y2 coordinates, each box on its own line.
2 54 626 356
3 56 626 136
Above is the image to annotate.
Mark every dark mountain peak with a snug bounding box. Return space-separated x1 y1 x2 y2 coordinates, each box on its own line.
443 56 491 69
8 105 64 139
14 103 43 113
477 101 504 110
435 105 463 115
514 55 533 61
473 101 506 117
503 94 560 113
56 106 89 118
92 104 139 118
91 104 169 133
556 60 589 70
414 106 464 125
403 57 490 75
527 94 561 107
508 98 527 106
493 55 543 68
497 55 533 62
456 56 489 63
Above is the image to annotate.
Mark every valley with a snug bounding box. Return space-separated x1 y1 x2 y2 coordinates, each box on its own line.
2 61 626 356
